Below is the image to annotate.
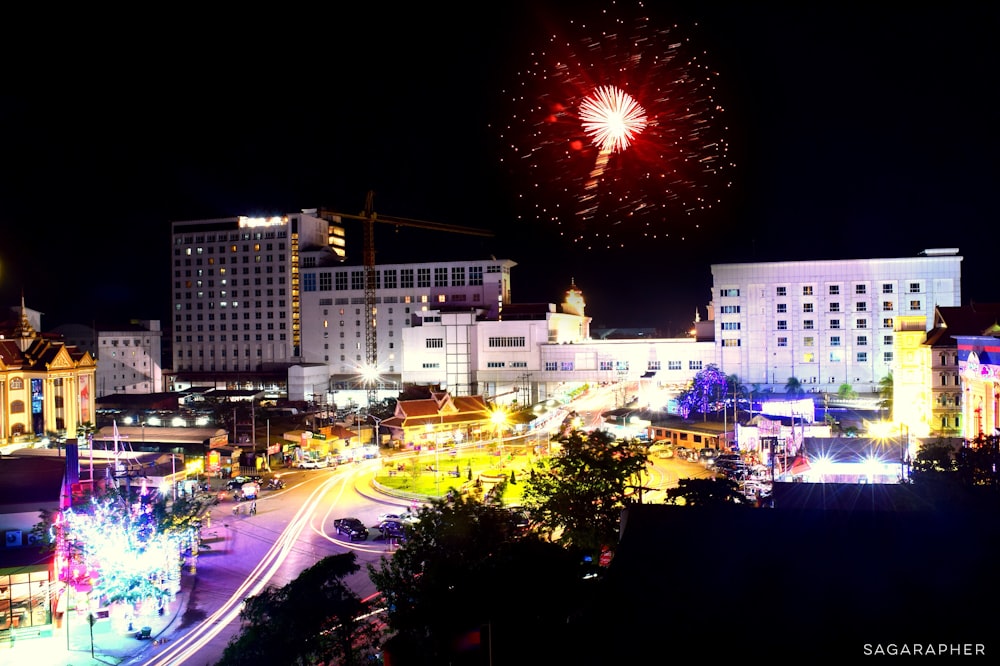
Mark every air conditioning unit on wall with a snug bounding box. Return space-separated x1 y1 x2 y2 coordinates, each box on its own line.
5 530 22 547
26 533 41 546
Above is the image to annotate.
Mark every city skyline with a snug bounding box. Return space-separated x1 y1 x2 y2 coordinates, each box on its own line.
2 3 997 333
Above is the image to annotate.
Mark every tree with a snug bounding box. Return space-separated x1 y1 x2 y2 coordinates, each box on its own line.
877 373 893 419
368 494 586 665
522 429 648 554
837 382 858 400
664 477 747 507
784 376 805 398
218 553 380 666
676 364 729 419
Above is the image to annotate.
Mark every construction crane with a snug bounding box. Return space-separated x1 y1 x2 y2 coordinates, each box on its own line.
318 191 494 409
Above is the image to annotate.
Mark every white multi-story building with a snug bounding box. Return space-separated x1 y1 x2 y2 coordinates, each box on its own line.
170 210 345 384
96 321 163 396
298 258 515 390
711 249 962 394
402 282 716 408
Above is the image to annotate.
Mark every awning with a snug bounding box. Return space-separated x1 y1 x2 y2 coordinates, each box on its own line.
640 371 657 378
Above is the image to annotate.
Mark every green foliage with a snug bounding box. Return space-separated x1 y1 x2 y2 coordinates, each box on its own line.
837 382 858 400
675 363 729 418
521 429 648 554
877 373 893 418
664 477 748 507
218 553 381 666
367 494 587 665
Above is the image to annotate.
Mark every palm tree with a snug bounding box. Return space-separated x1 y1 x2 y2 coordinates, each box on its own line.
784 376 805 398
877 373 893 420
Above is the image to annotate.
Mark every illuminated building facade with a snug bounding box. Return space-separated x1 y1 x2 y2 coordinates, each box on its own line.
956 331 1000 439
711 249 963 395
170 210 345 386
298 258 515 393
0 300 97 445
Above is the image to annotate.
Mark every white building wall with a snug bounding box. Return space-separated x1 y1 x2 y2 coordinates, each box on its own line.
711 250 962 393
300 259 515 383
96 321 163 396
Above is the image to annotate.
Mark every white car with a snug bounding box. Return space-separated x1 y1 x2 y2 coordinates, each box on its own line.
297 459 319 469
377 510 419 525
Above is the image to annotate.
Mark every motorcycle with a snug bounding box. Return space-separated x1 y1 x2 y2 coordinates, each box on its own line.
267 479 285 490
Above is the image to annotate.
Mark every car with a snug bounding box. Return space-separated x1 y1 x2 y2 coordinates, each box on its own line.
226 475 257 490
297 459 319 469
334 518 369 541
698 448 721 462
674 446 692 460
377 519 408 540
377 510 419 525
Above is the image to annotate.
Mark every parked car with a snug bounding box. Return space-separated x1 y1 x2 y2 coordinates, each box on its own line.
698 448 721 462
377 510 419 525
377 520 408 540
333 517 369 541
297 459 319 469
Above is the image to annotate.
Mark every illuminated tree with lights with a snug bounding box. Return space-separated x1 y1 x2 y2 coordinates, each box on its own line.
676 363 728 420
39 483 200 621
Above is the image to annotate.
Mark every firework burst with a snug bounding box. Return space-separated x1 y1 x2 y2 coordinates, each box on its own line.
498 3 733 249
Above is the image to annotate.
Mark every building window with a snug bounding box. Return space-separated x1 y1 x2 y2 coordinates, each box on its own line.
829 351 842 362
882 283 894 294
857 352 868 363
802 303 814 313
689 360 703 370
721 322 740 330
856 318 868 328
884 351 893 363
803 352 815 363
720 288 739 297
830 302 841 312
648 361 661 370
803 336 814 347
487 336 527 348
855 284 867 295
722 339 741 347
829 285 840 295
719 305 741 314
909 282 921 293
802 286 814 296
777 320 787 330
776 286 787 297
883 335 893 345
668 360 682 370
545 361 557 371
830 319 841 329
909 300 922 310
882 301 894 311
857 335 868 346
426 338 444 348
776 303 787 314
856 301 867 312
560 361 574 371
830 336 841 347
777 337 788 347
803 320 814 330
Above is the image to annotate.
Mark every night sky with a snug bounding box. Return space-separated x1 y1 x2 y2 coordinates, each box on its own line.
2 2 997 335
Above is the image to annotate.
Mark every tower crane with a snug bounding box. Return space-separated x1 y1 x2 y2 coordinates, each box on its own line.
318 190 494 409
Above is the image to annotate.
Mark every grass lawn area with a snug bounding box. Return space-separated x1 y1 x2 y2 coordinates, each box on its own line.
375 451 533 503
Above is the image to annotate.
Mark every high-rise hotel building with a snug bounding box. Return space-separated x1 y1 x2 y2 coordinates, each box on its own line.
711 249 962 394
170 210 345 382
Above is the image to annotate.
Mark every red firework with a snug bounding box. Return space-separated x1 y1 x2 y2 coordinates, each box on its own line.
498 4 732 248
